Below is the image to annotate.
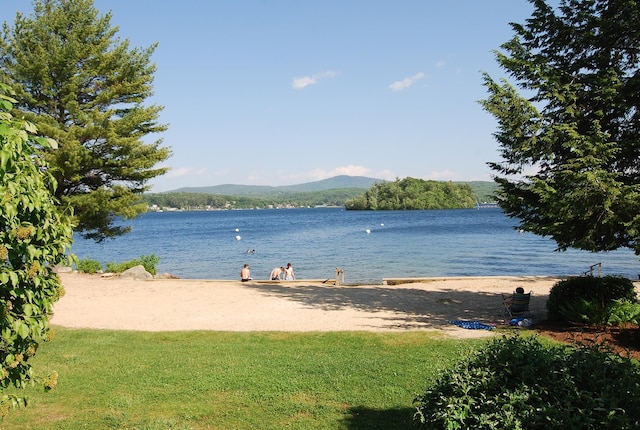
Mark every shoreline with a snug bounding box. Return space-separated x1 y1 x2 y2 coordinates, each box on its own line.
51 272 570 338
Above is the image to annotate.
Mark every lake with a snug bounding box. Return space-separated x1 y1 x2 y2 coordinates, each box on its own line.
69 207 640 284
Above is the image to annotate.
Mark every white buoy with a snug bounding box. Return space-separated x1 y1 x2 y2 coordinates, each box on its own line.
235 235 241 240
235 228 240 232
365 229 371 234
380 223 384 226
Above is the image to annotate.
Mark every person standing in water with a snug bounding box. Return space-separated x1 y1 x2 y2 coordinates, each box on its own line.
284 263 295 280
270 266 284 280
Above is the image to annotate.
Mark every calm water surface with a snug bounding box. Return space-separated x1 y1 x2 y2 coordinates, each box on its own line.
70 207 640 284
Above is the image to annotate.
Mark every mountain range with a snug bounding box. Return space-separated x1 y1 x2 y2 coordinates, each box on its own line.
164 175 382 196
162 175 499 202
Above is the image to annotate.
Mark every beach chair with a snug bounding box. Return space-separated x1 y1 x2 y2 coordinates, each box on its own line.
502 292 531 317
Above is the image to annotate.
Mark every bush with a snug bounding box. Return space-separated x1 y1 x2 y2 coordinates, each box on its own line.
76 258 102 274
547 275 637 323
608 300 640 326
414 335 640 429
0 84 75 415
558 298 613 326
105 254 159 275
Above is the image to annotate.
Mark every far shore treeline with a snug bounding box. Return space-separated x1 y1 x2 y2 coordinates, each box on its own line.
143 177 497 211
143 188 367 210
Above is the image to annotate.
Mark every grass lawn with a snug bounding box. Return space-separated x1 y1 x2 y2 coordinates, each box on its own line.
3 327 487 429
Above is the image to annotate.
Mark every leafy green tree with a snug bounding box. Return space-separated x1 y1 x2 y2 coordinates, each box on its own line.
0 0 171 241
345 177 476 210
0 84 74 416
480 0 640 254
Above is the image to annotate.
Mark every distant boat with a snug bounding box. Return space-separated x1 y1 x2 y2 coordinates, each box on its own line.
476 199 499 209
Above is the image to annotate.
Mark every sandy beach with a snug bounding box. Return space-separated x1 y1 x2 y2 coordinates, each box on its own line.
51 272 564 338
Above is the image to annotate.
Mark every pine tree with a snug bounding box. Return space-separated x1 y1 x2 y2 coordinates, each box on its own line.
0 0 171 241
480 0 640 254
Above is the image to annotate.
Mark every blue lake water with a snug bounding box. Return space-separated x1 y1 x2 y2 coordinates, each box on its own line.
69 207 640 284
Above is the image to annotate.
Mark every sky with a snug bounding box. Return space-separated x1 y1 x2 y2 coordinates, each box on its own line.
2 1 541 192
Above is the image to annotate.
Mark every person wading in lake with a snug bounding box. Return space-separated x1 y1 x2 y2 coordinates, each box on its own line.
240 264 252 282
284 263 295 280
270 266 284 280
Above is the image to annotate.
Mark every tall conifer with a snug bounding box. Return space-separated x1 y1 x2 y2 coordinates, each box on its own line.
481 0 640 254
0 0 171 241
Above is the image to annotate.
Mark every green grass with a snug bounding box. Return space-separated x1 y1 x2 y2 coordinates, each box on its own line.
2 328 487 429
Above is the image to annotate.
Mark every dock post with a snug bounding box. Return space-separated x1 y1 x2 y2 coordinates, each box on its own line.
335 267 344 286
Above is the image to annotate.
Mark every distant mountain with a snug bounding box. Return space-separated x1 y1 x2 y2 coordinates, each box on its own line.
165 175 383 196
160 175 498 204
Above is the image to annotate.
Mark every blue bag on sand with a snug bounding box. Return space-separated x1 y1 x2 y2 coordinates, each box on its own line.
510 317 533 327
510 317 525 326
449 320 495 330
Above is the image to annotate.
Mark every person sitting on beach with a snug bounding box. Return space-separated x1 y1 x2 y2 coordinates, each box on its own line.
270 266 284 281
240 264 252 282
503 286 525 305
284 263 295 280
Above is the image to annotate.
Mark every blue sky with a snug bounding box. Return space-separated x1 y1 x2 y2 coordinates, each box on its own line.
2 1 539 192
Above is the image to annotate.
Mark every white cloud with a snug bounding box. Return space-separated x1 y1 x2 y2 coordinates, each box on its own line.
166 167 209 178
292 70 338 90
388 72 426 91
150 166 250 192
308 165 373 180
375 169 396 181
436 54 456 68
424 170 459 180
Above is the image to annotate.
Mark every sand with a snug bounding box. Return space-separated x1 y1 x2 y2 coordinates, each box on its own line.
51 272 563 338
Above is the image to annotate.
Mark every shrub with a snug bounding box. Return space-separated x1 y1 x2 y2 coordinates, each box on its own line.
0 84 74 415
547 275 637 323
558 298 613 326
608 300 640 326
76 258 102 274
105 254 159 275
414 335 640 429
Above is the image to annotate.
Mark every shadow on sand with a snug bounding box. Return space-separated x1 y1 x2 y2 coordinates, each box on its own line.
247 279 549 330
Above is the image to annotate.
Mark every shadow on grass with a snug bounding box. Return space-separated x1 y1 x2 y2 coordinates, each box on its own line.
343 406 419 429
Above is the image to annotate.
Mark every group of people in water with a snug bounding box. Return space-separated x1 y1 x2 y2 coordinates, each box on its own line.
240 262 295 282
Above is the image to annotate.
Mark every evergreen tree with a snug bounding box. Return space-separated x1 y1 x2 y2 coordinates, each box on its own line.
480 0 640 254
0 0 171 241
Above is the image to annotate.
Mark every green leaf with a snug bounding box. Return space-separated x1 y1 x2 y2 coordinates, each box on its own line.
34 136 58 149
9 271 19 286
15 320 30 339
22 304 33 316
0 149 10 170
0 99 13 111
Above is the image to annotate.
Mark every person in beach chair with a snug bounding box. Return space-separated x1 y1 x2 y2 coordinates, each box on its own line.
502 287 531 317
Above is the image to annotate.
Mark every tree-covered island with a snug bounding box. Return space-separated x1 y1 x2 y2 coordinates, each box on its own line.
345 177 476 210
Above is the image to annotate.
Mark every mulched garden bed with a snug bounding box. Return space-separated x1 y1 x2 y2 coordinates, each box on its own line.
534 320 640 361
